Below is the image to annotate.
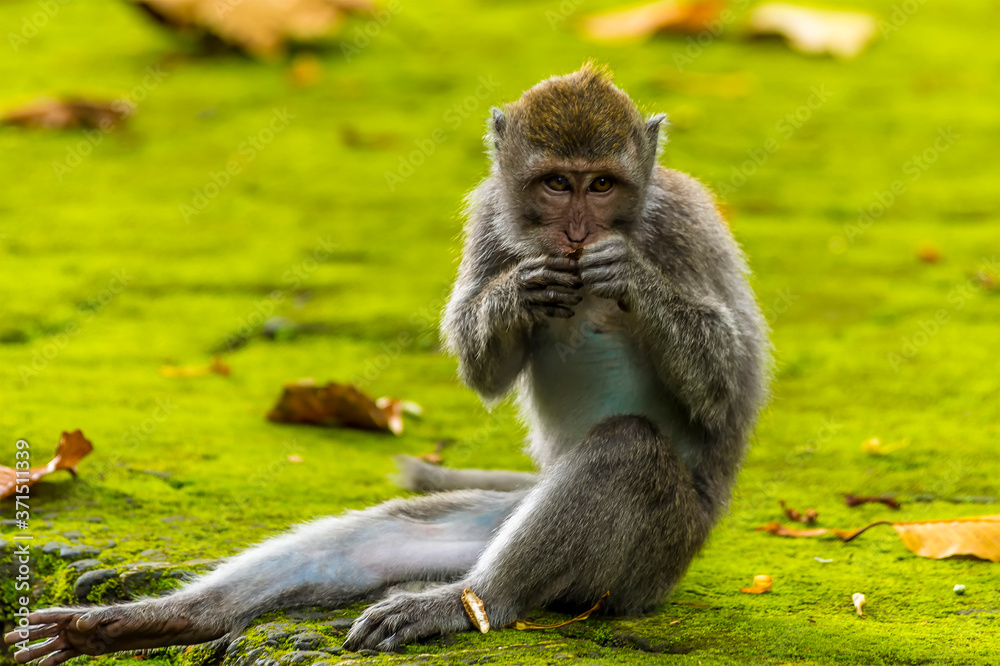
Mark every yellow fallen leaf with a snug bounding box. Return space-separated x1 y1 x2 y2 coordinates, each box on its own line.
740 574 773 594
461 588 490 633
852 592 867 616
757 516 1000 562
748 2 877 59
861 436 908 456
513 591 610 630
893 516 1000 562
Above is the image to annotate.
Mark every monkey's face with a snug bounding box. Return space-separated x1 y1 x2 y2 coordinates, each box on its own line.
518 159 639 254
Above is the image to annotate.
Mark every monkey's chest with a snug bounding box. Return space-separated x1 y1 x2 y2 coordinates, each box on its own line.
525 295 670 445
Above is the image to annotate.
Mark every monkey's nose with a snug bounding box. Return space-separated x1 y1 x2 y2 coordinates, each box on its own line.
566 229 589 244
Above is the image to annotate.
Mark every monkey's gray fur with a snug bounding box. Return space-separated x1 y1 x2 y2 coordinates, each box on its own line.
5 65 769 664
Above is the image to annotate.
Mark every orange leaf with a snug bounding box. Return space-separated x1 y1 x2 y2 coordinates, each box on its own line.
131 0 375 58
740 574 773 594
0 431 94 499
582 0 727 42
267 379 410 435
160 355 231 378
755 522 863 539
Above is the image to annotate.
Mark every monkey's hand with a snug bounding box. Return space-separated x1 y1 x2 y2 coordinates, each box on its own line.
578 236 636 310
514 255 583 319
3 601 225 666
343 583 472 653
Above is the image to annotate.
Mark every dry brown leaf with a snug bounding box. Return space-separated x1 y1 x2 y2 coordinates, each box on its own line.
582 0 727 42
160 355 231 378
757 516 1000 562
0 431 94 500
755 522 868 540
461 588 490 633
740 574 773 594
779 500 818 524
1 98 130 130
267 379 410 435
131 0 374 58
748 2 877 59
845 494 901 510
513 591 610 630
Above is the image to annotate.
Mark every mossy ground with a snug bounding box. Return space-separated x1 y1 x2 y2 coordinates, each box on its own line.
1 0 998 663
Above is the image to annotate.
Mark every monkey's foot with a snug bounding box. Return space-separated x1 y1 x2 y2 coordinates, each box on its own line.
3 604 225 666
344 583 474 652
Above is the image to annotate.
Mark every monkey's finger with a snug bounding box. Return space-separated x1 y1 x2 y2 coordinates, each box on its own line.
38 649 80 666
541 306 575 319
13 636 68 663
542 256 581 273
5 623 62 645
523 270 582 290
582 236 626 254
578 250 626 270
23 611 79 628
580 266 625 284
528 290 583 307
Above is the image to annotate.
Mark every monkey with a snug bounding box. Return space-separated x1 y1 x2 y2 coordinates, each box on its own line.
4 64 769 665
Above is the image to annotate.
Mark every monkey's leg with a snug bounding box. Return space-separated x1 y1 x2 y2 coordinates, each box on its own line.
4 490 525 666
345 415 713 651
393 455 537 493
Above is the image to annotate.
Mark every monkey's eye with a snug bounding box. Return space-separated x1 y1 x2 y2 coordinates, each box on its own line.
543 175 570 192
589 176 614 193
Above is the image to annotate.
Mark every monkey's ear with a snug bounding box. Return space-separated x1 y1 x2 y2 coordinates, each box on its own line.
645 113 667 144
490 107 507 142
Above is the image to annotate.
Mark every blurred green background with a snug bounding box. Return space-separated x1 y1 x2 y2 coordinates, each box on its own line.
1 0 998 663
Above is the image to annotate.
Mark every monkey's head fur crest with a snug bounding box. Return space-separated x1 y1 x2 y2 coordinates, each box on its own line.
486 64 666 254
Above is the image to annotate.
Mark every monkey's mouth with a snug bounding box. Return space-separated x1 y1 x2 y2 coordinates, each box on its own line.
566 247 585 260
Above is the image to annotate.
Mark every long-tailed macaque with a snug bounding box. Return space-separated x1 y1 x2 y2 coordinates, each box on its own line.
6 64 769 664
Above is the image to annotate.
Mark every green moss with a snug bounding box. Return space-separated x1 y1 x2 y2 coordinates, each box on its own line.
1 0 999 663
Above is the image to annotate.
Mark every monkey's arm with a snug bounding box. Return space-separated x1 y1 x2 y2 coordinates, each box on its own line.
580 236 755 434
442 247 582 400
